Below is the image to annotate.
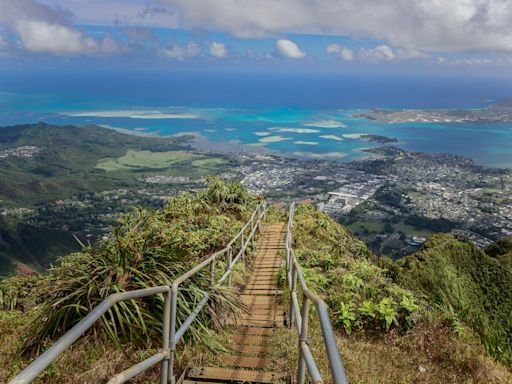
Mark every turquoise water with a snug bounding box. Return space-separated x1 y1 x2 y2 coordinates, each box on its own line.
1 71 512 168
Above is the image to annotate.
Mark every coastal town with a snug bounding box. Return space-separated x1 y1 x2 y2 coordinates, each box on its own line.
2 145 511 258
237 148 512 256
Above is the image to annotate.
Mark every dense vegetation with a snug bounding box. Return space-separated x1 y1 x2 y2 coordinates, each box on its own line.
290 206 512 382
293 205 419 333
394 234 512 367
0 179 260 381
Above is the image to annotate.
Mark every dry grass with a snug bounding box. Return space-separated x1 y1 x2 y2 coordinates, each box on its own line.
341 319 512 384
271 314 512 384
1 307 233 384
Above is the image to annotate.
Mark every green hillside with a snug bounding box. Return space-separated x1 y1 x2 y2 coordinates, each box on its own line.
0 123 190 206
289 206 512 382
394 234 512 367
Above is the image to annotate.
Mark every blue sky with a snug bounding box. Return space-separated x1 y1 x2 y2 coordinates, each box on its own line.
1 0 512 76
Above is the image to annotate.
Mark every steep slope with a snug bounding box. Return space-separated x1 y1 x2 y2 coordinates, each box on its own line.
0 218 80 276
284 205 512 383
394 234 512 367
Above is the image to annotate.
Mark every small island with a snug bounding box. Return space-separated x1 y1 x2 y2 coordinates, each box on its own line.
359 134 399 144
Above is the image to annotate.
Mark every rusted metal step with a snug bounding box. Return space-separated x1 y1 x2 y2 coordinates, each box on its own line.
243 284 279 289
229 319 277 327
246 306 284 314
247 276 279 282
244 304 280 312
240 295 279 302
228 343 270 354
244 286 279 292
241 289 283 295
188 366 281 383
240 313 285 321
236 326 274 336
218 355 273 369
246 273 280 278
183 380 228 384
230 334 270 345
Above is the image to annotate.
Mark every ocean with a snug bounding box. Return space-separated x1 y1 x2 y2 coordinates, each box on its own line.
1 69 512 168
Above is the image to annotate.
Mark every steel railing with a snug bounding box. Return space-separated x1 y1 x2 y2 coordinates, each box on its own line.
10 200 267 384
285 202 349 384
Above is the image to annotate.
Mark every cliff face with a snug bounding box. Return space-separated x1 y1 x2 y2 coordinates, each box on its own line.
395 234 512 367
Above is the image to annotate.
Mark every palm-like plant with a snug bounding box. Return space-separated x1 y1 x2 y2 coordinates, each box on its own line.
23 179 257 355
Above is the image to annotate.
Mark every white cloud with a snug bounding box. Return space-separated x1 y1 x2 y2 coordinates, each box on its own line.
325 43 353 61
163 0 512 54
327 43 429 63
451 57 494 65
159 42 200 59
359 45 396 62
209 41 227 58
0 0 124 55
276 39 305 59
17 20 98 54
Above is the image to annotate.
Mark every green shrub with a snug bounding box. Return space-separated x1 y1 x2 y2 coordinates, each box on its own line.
0 275 41 311
293 205 419 334
395 234 512 367
22 178 260 354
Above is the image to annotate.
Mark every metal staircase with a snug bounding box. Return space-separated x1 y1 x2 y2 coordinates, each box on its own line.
10 201 349 384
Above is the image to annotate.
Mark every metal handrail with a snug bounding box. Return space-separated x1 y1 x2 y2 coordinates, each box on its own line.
285 202 349 384
10 200 267 384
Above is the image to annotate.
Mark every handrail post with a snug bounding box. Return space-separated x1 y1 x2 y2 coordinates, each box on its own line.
160 290 171 384
250 216 254 247
226 246 233 287
297 296 310 384
257 205 261 231
210 257 216 285
241 231 245 260
289 263 297 329
167 285 178 384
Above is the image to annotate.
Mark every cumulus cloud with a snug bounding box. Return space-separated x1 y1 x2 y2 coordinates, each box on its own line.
159 42 200 59
276 39 305 59
163 0 512 54
359 45 396 62
325 43 353 61
209 41 227 58
0 0 122 55
327 43 429 63
451 57 494 65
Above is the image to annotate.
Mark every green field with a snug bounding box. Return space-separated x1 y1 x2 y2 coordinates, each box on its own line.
401 225 434 238
348 220 385 234
191 158 226 168
96 150 198 171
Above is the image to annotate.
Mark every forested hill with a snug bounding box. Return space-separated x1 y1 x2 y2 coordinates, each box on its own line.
392 233 512 367
0 123 189 206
